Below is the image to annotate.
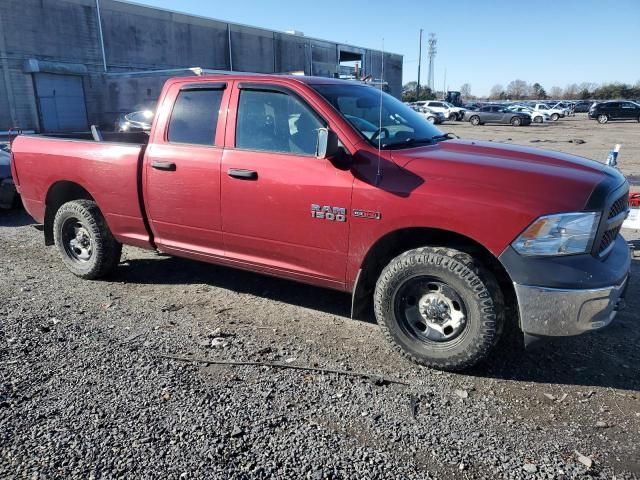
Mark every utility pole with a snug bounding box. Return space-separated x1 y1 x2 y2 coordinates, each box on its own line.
416 29 422 100
427 33 437 91
443 67 447 98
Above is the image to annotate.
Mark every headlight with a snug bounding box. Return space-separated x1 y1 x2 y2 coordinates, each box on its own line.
512 212 600 256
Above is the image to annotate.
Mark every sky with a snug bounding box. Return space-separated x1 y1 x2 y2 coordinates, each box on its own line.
129 0 640 96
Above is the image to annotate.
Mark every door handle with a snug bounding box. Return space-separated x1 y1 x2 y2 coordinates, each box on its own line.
151 161 176 171
228 168 258 180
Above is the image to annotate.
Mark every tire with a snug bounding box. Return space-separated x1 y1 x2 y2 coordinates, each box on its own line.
470 115 481 126
426 116 436 124
597 114 609 124
533 115 543 123
510 116 522 127
53 199 122 279
374 247 504 371
550 113 560 121
448 113 457 121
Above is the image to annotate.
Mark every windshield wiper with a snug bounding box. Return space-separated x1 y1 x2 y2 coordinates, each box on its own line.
382 133 459 150
382 137 437 149
430 132 459 142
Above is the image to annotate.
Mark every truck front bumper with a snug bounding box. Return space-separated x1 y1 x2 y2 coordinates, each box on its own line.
499 234 631 337
513 276 628 336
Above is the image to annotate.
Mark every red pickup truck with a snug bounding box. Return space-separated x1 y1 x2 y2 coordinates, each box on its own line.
11 74 631 370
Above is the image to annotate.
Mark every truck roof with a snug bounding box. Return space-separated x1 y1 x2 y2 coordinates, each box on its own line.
165 74 369 88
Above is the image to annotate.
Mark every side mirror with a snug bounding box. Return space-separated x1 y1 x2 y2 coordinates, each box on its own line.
316 128 339 159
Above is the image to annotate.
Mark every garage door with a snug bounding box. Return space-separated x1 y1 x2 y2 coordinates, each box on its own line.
34 73 88 132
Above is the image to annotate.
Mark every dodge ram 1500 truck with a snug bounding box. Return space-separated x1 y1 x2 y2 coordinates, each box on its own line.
11 74 631 370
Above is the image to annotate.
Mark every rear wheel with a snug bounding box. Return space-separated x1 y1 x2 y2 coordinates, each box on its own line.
53 200 122 279
550 113 560 121
470 115 481 126
510 116 522 127
374 247 504 371
597 114 609 124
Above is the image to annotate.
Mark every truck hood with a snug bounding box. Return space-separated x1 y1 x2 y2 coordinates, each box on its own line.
391 139 623 213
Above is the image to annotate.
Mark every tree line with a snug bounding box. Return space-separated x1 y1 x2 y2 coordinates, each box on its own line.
402 80 640 102
488 80 640 100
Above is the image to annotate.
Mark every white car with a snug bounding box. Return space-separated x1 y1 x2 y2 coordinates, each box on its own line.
531 103 564 121
409 105 445 124
413 101 454 121
508 105 549 123
441 101 467 121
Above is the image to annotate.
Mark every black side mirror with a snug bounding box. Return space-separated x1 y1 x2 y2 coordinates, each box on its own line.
316 128 339 159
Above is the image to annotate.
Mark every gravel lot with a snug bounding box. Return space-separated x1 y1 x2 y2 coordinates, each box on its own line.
2 115 640 479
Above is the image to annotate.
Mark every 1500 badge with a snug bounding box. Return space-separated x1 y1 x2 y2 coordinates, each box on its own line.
311 204 346 222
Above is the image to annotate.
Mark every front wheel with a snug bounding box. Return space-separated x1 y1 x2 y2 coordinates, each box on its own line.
597 114 609 124
470 115 481 126
53 200 122 279
374 247 504 371
550 113 560 121
534 115 543 123
426 116 436 124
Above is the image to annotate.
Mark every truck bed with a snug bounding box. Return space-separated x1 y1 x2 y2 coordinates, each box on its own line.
11 134 152 249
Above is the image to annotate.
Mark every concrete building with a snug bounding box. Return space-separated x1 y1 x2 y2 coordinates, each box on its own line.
0 0 403 132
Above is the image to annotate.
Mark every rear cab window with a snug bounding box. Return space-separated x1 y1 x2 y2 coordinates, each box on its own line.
168 88 224 145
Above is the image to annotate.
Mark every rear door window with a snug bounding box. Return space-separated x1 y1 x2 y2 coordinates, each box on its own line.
168 89 224 145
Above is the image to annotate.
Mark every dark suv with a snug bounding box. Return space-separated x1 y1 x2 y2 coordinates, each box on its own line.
588 101 640 124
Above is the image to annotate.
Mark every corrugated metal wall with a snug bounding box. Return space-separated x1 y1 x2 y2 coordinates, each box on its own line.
0 0 403 131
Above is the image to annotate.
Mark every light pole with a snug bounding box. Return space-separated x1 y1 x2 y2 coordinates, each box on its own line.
416 29 423 100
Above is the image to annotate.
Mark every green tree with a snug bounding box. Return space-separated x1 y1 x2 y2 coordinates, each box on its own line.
531 83 546 99
402 82 435 102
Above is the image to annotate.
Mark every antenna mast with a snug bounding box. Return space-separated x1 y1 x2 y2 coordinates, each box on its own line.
416 29 423 99
375 39 384 186
427 33 437 91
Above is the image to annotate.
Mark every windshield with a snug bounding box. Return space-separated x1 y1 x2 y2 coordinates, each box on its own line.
312 84 442 149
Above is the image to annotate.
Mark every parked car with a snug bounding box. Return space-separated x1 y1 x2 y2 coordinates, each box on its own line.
441 101 467 121
588 101 640 124
574 101 594 113
531 103 564 121
11 74 630 371
464 105 532 126
409 105 445 124
114 110 154 132
0 144 18 209
507 105 549 123
414 101 454 120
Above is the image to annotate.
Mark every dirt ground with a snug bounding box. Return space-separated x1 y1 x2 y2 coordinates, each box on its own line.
445 113 640 188
1 115 640 478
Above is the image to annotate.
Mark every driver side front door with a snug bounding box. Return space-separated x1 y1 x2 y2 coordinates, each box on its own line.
220 83 354 289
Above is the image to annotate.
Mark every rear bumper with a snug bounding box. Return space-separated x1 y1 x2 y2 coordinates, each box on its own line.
514 275 628 336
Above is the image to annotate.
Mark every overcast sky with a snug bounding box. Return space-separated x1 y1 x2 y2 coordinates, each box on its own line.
129 0 640 96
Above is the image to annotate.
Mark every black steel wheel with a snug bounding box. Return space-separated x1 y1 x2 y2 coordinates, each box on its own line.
53 200 122 279
374 247 504 370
